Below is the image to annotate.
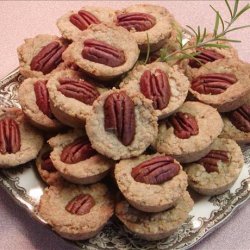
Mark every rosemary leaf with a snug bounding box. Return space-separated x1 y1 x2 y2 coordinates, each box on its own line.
144 33 150 65
233 0 239 18
234 4 250 20
225 0 233 18
202 43 230 49
227 25 250 33
214 11 220 36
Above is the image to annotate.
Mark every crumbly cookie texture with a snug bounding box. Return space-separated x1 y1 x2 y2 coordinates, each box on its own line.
17 34 68 78
115 4 172 52
62 23 139 80
115 153 188 212
0 108 44 168
18 77 63 131
48 129 113 184
37 183 114 240
185 138 244 196
154 101 224 163
115 191 194 241
189 59 250 112
86 89 158 160
57 6 116 41
120 62 190 119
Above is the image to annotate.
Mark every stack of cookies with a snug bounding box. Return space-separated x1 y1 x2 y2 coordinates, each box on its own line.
0 3 248 242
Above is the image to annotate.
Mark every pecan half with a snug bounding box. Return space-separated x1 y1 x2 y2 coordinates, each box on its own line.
70 10 100 31
116 12 156 31
198 150 229 173
228 104 250 132
140 69 171 110
189 48 225 68
0 118 21 154
58 78 100 105
131 155 180 184
104 92 135 146
30 41 67 74
65 194 95 215
61 137 96 164
34 80 53 118
82 39 125 67
191 73 237 95
41 151 57 172
170 112 199 139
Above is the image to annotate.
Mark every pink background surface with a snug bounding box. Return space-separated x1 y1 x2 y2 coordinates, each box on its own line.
0 1 249 249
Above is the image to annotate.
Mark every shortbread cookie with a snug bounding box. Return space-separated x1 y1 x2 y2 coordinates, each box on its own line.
185 138 244 195
154 101 224 163
48 129 113 184
17 34 68 78
115 154 188 212
115 191 193 241
37 183 114 240
189 59 250 112
62 24 139 80
0 108 43 168
86 89 158 160
115 4 172 53
120 62 190 119
57 7 116 41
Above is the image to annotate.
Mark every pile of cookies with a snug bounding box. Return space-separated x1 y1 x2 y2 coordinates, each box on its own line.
0 4 249 241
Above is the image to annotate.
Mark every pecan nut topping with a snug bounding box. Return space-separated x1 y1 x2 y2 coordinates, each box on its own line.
82 39 125 67
191 73 237 95
34 80 53 118
116 12 156 31
189 48 225 68
61 137 96 164
228 104 250 132
140 69 171 110
58 78 100 105
198 150 229 173
41 151 57 172
30 41 67 74
131 155 180 184
70 10 100 31
0 118 21 154
104 92 135 146
170 112 199 139
65 193 95 215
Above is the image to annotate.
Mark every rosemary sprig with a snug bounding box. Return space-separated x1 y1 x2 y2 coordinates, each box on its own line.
160 0 250 63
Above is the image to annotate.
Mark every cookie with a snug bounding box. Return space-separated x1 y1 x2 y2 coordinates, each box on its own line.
86 89 158 160
185 138 244 196
154 101 224 163
37 183 114 240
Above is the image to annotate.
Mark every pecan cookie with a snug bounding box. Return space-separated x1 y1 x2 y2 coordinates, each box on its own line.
18 77 63 131
115 191 193 241
17 34 68 78
115 4 172 53
57 6 116 41
185 138 244 196
115 153 188 212
0 108 43 167
48 129 113 184
189 59 250 112
37 183 114 240
62 24 139 81
154 101 224 163
86 89 158 160
120 62 190 119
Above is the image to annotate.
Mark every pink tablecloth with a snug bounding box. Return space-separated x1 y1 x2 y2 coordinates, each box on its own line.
0 1 249 249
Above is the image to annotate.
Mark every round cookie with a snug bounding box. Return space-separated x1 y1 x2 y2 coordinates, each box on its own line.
115 4 172 53
0 108 43 168
37 183 114 240
86 89 158 160
120 62 190 119
115 153 188 212
17 34 68 78
185 138 244 196
115 191 194 241
57 6 116 41
48 129 113 184
154 101 224 163
62 23 139 81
